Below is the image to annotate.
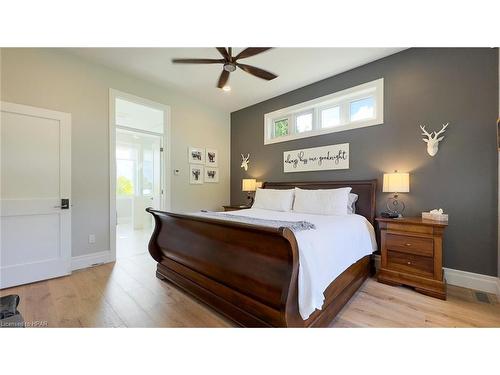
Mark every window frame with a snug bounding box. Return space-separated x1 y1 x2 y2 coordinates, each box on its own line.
272 116 290 138
263 78 384 145
348 95 376 123
294 109 314 134
319 104 341 129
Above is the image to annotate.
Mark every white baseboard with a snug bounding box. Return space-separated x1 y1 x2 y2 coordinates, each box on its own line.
372 254 499 296
443 268 499 295
71 250 114 271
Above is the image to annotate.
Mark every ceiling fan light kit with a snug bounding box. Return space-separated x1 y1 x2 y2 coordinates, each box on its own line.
172 47 278 89
224 63 237 72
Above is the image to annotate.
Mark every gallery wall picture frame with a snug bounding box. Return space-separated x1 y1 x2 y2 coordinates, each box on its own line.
205 148 218 167
190 164 204 184
188 146 205 164
204 167 219 183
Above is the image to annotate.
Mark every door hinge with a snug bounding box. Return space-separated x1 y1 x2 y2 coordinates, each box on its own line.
160 147 164 152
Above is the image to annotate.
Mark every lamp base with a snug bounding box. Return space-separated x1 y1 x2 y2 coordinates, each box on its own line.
386 196 405 217
381 211 400 219
247 194 254 206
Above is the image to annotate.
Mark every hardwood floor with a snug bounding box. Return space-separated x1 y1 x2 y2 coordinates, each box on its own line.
2 253 499 328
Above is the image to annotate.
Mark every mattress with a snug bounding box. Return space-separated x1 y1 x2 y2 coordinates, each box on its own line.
224 208 377 319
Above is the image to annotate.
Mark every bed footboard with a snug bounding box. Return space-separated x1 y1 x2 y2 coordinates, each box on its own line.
146 208 370 327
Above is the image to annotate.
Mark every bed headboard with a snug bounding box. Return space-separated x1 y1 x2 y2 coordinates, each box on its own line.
262 180 377 224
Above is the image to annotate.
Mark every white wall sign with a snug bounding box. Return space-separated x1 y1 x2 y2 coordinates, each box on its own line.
283 143 349 173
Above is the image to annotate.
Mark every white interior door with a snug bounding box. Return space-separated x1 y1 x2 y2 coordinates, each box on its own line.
1 102 71 289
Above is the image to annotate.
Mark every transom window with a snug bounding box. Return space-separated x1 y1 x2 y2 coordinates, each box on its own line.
295 111 313 133
264 78 384 144
273 118 289 137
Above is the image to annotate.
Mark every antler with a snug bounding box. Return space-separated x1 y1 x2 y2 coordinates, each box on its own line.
433 123 448 138
420 124 432 138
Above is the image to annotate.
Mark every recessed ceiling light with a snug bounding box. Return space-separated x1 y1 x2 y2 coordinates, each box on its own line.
222 86 231 92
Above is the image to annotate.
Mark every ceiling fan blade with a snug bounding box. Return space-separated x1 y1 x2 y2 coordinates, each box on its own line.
217 69 230 88
236 63 278 81
172 58 224 64
216 47 231 60
234 47 272 60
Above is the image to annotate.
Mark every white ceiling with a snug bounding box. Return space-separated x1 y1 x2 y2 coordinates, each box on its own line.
68 48 405 112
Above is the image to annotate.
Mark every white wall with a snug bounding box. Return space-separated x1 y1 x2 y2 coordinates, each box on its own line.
0 48 230 258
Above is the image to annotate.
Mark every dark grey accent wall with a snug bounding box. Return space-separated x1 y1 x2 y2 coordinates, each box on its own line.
230 48 499 276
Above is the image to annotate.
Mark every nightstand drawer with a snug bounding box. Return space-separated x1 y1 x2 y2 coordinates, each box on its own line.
385 233 434 257
387 250 434 277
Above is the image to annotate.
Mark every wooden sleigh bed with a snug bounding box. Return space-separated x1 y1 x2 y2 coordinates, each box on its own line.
146 180 377 327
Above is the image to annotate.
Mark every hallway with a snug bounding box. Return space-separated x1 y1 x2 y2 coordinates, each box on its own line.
116 223 153 259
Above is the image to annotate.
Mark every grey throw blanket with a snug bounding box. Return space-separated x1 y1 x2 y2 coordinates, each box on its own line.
194 211 316 232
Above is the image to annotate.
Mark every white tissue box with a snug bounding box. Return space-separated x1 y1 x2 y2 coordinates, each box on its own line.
422 212 448 222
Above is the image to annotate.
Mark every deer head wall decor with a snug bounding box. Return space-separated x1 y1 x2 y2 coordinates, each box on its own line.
241 154 250 171
419 123 449 156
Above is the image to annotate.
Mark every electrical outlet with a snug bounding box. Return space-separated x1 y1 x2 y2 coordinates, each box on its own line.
88 234 96 244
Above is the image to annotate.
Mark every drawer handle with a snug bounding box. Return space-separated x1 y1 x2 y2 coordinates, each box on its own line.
407 261 411 265
405 243 412 246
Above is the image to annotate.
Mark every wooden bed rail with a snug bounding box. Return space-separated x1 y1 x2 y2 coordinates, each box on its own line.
146 208 301 327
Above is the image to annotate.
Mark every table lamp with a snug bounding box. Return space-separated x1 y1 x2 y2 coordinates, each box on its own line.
382 171 410 217
242 178 257 205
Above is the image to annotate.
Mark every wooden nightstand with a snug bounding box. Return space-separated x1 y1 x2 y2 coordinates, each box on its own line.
376 217 448 300
222 205 251 212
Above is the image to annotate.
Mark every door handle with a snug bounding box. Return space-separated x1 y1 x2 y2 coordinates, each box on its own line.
54 199 70 209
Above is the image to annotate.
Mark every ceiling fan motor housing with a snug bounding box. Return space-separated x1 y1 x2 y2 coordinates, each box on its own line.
223 63 237 72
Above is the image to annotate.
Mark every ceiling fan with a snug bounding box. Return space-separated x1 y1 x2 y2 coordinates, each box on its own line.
172 47 278 89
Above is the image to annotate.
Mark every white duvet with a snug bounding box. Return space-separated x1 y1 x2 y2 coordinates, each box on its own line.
226 208 377 320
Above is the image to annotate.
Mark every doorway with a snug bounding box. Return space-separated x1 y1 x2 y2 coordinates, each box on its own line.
109 90 171 261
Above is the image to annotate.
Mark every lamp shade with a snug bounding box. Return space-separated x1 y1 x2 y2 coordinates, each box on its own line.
383 172 410 193
242 178 257 192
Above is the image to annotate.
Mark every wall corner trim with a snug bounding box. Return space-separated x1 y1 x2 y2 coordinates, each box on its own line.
373 254 499 295
71 250 114 271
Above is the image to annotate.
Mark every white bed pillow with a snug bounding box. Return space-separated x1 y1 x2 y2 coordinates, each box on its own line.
252 188 295 212
347 193 358 214
293 187 352 215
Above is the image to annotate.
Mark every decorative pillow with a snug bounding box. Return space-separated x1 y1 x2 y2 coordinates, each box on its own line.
347 193 358 214
252 188 295 212
293 187 352 215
